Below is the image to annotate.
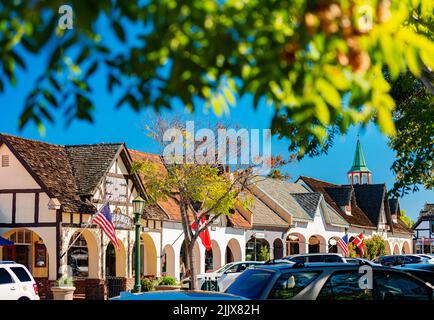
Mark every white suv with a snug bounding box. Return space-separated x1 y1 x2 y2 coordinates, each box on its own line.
0 261 40 300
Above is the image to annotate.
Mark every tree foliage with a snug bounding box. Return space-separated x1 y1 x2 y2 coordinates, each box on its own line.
363 234 386 260
0 0 433 157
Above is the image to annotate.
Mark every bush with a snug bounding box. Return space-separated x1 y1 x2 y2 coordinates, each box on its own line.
55 277 74 287
258 246 270 261
141 278 158 292
158 276 178 286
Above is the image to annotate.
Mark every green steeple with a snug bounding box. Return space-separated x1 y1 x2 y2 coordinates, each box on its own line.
348 139 371 173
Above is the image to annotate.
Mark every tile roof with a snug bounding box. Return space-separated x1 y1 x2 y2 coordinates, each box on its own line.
352 183 388 227
241 191 289 228
65 144 123 196
299 176 376 228
324 187 352 206
291 193 321 219
0 133 96 214
253 177 313 221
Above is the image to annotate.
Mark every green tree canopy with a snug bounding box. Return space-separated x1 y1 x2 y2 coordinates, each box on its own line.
1 0 433 154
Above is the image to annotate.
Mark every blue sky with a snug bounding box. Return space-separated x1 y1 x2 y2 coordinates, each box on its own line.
0 17 432 221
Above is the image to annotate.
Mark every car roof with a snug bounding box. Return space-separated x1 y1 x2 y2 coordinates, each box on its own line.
287 253 343 257
0 261 26 267
251 262 393 272
112 291 247 300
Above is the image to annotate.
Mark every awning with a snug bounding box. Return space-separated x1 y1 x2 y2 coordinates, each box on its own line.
0 236 14 246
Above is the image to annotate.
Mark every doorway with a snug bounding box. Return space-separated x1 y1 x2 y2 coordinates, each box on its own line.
105 243 116 277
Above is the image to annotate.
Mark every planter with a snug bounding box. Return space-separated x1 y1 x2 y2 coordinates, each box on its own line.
155 285 181 291
51 287 76 300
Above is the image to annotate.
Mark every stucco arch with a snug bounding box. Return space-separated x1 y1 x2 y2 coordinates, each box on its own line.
402 241 411 254
209 240 222 271
64 228 101 279
393 244 400 255
384 240 391 255
180 240 201 276
308 234 327 253
226 238 242 263
328 236 343 254
162 244 175 277
141 233 157 276
286 232 307 255
273 238 284 259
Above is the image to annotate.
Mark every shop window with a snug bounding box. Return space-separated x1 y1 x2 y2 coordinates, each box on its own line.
67 233 89 278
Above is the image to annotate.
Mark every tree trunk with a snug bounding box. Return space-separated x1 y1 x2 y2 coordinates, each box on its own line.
187 240 197 290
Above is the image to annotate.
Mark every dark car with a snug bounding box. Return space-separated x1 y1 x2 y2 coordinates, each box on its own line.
110 290 247 300
284 253 346 263
373 255 429 267
393 263 434 286
225 263 434 300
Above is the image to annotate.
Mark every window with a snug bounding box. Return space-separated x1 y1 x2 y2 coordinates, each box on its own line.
317 271 374 300
308 255 323 263
10 267 32 282
0 268 14 285
290 256 306 263
374 271 431 300
225 269 274 299
268 272 320 299
325 255 343 263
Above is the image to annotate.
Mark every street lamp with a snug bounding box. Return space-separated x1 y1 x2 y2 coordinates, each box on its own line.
132 196 145 293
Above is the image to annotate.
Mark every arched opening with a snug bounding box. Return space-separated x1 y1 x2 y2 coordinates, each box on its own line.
286 233 307 255
132 234 157 278
402 241 410 254
393 244 400 255
68 233 89 278
104 239 127 278
2 228 50 278
384 240 391 255
105 243 116 277
162 245 175 277
273 238 284 259
226 238 242 263
180 240 201 279
328 237 342 254
209 240 222 272
245 237 269 261
308 235 326 253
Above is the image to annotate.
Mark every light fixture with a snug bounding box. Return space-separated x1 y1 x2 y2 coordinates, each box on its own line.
132 196 145 215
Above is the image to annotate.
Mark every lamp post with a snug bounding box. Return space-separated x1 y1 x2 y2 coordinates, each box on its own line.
132 196 145 293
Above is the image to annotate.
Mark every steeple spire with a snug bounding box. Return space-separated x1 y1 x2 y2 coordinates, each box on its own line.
347 138 372 185
348 139 371 173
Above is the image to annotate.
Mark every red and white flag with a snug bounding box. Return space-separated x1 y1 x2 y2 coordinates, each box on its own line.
352 232 364 257
191 213 212 251
93 202 119 250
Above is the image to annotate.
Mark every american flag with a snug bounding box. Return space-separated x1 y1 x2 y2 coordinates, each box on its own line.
93 202 119 250
337 234 349 257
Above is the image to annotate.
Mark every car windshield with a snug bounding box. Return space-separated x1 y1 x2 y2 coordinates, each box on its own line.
226 269 274 299
215 263 234 274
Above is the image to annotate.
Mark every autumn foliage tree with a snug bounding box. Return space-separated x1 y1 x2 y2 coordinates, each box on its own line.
131 117 289 289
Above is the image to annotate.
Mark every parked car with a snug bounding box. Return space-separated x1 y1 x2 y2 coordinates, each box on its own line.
344 257 381 266
225 263 434 300
181 261 264 291
284 253 347 263
373 254 430 266
110 290 247 300
416 254 434 263
393 263 434 286
0 261 40 300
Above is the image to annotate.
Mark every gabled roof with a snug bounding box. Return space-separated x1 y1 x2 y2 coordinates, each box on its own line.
0 133 95 213
291 193 321 219
240 191 289 228
65 143 123 196
253 177 312 221
348 139 370 173
388 198 399 215
352 183 389 227
299 176 376 228
413 203 434 230
324 187 352 207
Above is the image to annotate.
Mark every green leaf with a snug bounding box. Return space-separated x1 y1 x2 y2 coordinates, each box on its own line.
404 46 421 77
315 78 341 109
313 96 330 125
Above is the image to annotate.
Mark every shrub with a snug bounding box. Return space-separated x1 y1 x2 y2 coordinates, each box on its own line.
258 246 270 261
141 278 158 292
159 276 178 286
55 277 74 287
